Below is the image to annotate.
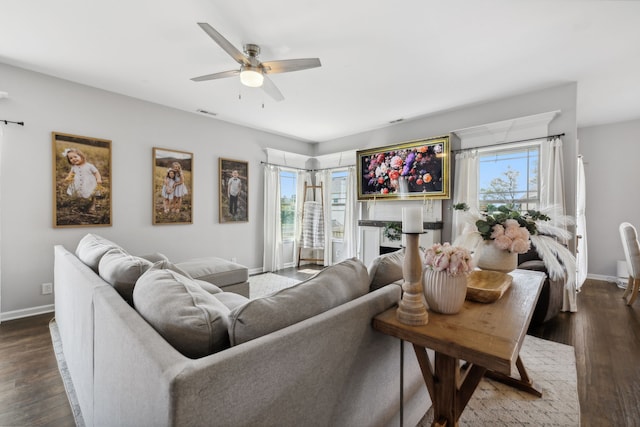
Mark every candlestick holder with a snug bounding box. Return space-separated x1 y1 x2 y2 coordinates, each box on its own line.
396 232 429 325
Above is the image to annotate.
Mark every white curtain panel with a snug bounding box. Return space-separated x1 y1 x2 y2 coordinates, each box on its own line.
0 126 3 318
342 166 358 260
320 170 333 266
294 171 311 258
576 156 588 289
540 137 577 312
451 150 478 242
262 165 283 272
540 137 566 215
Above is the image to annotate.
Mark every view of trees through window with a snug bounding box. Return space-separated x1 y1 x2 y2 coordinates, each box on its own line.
280 170 297 241
478 145 539 211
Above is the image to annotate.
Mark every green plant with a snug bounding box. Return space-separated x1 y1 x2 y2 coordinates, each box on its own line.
383 222 402 241
474 205 550 242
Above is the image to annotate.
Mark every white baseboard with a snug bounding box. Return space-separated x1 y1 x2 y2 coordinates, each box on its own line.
586 273 618 283
1 304 54 322
248 267 263 275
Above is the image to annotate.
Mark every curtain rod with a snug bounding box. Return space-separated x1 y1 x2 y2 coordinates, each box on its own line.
260 161 354 172
1 120 24 126
453 132 565 153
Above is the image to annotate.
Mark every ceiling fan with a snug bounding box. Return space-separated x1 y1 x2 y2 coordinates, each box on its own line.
191 23 321 102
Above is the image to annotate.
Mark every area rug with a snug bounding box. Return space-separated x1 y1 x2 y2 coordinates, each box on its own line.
249 273 301 299
297 268 321 275
419 335 580 426
49 319 86 427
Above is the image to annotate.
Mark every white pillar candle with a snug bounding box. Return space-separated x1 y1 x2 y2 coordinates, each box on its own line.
402 206 423 233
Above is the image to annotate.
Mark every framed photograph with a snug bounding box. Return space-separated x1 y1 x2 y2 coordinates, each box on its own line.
219 158 248 223
356 135 450 201
52 132 112 228
153 148 193 225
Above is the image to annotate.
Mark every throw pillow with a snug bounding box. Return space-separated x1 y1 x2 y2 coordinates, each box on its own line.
368 248 405 291
150 259 194 279
195 279 223 295
75 233 122 271
133 266 231 358
137 252 170 263
98 248 153 305
228 257 369 346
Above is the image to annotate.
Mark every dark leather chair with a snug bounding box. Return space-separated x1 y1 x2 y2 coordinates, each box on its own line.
518 248 564 325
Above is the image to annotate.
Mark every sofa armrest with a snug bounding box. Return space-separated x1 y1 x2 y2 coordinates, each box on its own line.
54 245 110 426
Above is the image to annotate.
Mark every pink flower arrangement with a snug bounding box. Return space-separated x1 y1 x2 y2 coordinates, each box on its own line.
489 218 531 254
424 243 474 276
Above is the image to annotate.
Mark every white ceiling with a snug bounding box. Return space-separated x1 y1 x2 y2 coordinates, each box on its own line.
1 1 639 143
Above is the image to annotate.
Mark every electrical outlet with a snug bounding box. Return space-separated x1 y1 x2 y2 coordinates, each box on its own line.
42 283 53 295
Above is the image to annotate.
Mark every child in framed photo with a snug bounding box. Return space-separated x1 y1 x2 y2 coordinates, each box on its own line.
219 158 248 223
52 132 112 227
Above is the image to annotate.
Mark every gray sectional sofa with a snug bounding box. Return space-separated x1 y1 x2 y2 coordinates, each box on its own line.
53 234 431 426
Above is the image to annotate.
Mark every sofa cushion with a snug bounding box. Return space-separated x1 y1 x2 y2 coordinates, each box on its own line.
133 267 231 358
518 259 547 273
75 233 122 271
99 248 153 304
213 292 249 311
176 257 249 287
228 258 369 346
368 249 405 291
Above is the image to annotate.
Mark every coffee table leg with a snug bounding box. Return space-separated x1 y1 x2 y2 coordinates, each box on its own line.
484 355 542 397
413 346 486 427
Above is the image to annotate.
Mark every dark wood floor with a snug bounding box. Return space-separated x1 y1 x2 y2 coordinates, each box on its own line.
528 278 640 427
0 274 637 426
0 314 75 426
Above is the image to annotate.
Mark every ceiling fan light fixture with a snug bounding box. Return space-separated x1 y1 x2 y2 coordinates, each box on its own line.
240 66 264 87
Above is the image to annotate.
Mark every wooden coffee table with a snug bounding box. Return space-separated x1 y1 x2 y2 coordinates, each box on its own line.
373 269 545 427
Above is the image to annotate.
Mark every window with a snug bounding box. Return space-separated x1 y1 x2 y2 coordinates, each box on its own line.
330 170 348 239
478 144 539 211
280 170 297 241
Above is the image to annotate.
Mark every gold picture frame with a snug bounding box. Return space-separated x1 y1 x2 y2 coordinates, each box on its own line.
153 147 193 225
356 135 450 200
219 158 248 223
52 132 112 228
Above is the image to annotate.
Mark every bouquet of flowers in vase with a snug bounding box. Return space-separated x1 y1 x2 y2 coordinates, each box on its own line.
453 203 576 288
424 242 474 276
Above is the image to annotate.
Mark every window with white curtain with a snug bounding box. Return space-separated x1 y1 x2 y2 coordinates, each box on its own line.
330 170 348 239
478 143 540 211
279 170 297 241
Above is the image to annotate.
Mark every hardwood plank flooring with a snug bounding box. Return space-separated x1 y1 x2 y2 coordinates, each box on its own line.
0 274 637 426
0 314 75 427
528 278 640 427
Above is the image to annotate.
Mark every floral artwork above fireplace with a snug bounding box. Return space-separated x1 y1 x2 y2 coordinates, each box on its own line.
356 135 450 201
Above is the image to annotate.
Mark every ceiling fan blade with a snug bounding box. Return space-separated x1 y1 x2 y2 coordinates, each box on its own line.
191 69 240 82
261 58 321 74
261 75 285 102
197 23 249 66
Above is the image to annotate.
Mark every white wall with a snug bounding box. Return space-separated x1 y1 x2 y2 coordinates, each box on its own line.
578 118 640 277
315 83 578 247
0 63 313 318
0 63 586 317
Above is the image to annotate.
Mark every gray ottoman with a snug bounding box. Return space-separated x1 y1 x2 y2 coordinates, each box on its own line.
176 257 250 297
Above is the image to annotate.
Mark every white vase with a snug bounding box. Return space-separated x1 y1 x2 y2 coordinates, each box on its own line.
476 241 518 273
423 269 468 314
